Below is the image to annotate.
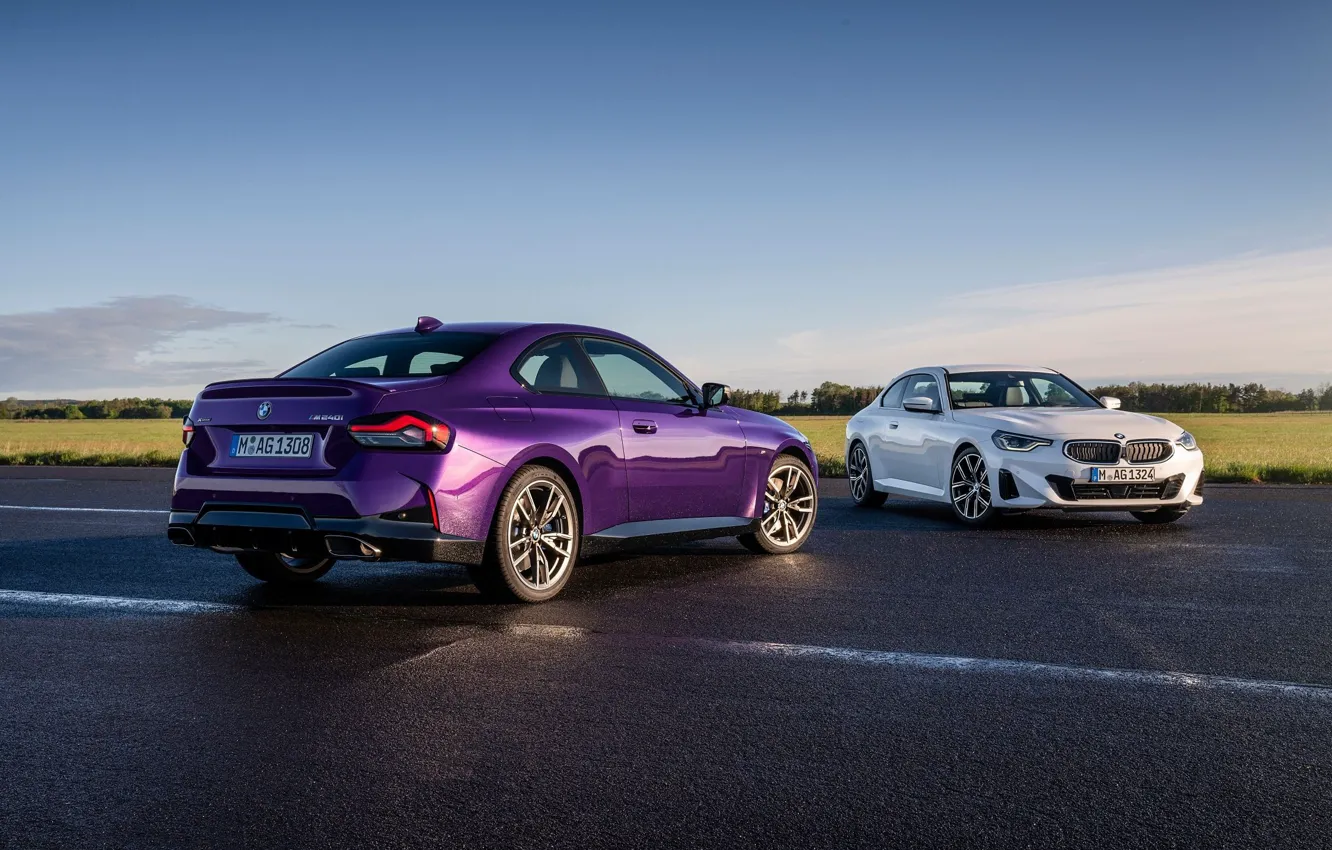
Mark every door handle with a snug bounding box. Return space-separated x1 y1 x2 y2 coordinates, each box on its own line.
889 421 899 430
632 420 658 434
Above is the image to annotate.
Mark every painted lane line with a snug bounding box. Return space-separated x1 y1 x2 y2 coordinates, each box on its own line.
0 589 240 614
720 640 1332 702
0 504 168 515
510 624 1332 703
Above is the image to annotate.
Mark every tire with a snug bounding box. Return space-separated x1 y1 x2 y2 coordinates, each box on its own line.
948 446 998 527
468 465 580 603
738 454 818 554
1132 507 1188 524
847 441 887 508
235 551 335 585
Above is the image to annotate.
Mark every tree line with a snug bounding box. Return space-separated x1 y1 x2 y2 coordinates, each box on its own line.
729 380 1332 415
3 379 1330 419
1085 382 1332 413
1 397 192 420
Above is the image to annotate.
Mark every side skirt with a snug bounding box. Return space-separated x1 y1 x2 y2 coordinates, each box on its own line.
581 516 760 558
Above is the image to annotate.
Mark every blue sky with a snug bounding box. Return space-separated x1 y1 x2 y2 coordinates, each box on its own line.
3 0 1330 397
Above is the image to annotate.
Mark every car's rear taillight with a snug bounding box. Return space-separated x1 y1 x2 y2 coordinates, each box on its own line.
348 412 451 450
182 417 195 447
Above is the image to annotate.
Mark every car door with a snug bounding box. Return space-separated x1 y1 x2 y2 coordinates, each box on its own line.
864 376 909 490
871 373 948 498
579 337 748 523
511 336 629 533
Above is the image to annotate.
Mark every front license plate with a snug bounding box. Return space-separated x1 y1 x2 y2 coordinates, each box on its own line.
1090 467 1156 483
230 433 314 459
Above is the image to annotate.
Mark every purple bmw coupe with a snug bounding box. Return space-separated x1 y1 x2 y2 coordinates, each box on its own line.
167 319 818 601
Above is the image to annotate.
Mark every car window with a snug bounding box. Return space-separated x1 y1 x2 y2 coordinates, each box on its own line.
282 332 497 379
407 351 466 376
946 371 1098 408
514 337 604 395
340 356 386 377
580 338 692 404
904 374 942 409
881 377 909 408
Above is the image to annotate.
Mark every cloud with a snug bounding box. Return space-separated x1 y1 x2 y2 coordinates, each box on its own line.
728 247 1332 390
0 296 278 394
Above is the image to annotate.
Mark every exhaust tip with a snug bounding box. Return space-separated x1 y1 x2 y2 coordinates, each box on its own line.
167 527 195 546
325 534 382 560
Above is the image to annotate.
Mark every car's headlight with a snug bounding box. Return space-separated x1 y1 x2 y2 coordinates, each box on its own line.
1176 431 1199 451
992 431 1052 452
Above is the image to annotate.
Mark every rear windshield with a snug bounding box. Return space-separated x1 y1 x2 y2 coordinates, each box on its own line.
280 332 498 379
947 371 1099 408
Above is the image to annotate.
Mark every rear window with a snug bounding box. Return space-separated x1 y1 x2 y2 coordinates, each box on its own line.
280 332 498 379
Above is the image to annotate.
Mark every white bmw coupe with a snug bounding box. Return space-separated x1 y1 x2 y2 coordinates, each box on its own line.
844 366 1205 525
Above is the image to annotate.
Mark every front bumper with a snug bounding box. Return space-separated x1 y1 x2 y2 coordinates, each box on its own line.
991 446 1205 512
167 504 486 564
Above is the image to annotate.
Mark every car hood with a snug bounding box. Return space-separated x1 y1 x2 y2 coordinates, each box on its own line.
727 406 808 442
950 407 1181 440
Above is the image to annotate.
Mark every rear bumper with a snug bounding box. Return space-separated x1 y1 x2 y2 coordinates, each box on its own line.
167 505 486 564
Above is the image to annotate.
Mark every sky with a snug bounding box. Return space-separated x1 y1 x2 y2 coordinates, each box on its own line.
2 0 1330 398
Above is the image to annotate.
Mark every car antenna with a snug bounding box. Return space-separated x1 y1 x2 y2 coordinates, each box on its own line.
415 316 443 334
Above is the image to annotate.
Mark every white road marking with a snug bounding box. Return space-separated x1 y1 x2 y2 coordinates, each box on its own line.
0 504 168 515
0 589 239 614
511 625 1332 703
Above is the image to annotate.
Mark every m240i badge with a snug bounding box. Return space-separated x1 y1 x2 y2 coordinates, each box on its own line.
309 414 344 422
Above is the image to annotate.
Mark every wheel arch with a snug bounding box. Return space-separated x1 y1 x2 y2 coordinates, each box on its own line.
953 438 984 459
489 446 588 531
775 437 817 478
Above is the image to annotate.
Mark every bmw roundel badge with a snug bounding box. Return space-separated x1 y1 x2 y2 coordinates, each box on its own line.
1114 433 1126 440
258 401 272 420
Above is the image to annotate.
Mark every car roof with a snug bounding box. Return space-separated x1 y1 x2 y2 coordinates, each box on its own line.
936 364 1059 374
376 321 627 338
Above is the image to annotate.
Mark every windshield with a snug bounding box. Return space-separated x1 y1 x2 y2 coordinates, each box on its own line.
280 332 498 379
947 371 1099 409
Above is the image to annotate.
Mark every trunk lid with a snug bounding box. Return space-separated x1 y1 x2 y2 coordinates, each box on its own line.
186 377 442 474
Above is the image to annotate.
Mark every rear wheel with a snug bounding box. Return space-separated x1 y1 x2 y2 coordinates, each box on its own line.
235 552 335 584
847 441 887 508
469 465 580 603
949 447 998 526
739 455 818 554
1132 507 1188 524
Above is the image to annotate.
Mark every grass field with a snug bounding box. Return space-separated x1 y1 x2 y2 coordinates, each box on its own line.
0 419 182 466
1 414 1330 483
783 412 1332 483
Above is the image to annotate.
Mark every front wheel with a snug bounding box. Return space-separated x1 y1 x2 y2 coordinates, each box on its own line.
1132 507 1188 524
848 441 887 508
949 447 998 526
235 552 335 584
469 465 580 603
739 455 818 554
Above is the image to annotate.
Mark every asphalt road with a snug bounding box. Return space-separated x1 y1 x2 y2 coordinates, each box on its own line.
2 468 1331 849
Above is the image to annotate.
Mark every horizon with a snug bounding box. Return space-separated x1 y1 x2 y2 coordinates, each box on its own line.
3 1 1330 397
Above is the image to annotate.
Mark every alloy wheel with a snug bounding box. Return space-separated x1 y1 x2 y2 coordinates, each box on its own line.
950 453 991 520
761 463 816 545
848 444 870 502
507 479 575 591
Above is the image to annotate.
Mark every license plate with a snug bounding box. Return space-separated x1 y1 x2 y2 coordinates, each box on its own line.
230 433 314 459
1090 467 1156 483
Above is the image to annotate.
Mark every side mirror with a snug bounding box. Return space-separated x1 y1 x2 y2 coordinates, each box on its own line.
903 396 940 414
1100 396 1122 410
700 382 731 410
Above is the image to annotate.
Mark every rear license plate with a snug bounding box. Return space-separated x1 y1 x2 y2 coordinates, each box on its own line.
1090 467 1156 483
230 433 314 458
